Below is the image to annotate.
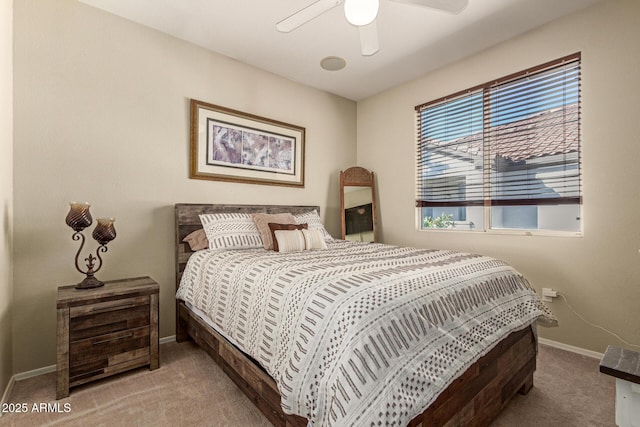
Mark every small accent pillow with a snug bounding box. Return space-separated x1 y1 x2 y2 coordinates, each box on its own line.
294 210 333 241
182 229 209 251
252 212 296 250
302 229 328 250
268 222 308 252
273 230 306 253
199 213 263 250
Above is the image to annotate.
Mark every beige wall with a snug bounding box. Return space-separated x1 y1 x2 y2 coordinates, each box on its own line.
10 0 638 374
1 0 14 393
12 0 356 372
357 0 640 353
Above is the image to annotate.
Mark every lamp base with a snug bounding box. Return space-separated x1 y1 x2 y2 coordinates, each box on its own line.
75 275 104 289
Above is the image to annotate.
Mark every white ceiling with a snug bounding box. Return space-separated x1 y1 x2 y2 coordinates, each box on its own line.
78 0 601 101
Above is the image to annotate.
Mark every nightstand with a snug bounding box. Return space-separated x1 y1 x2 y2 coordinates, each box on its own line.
56 276 159 399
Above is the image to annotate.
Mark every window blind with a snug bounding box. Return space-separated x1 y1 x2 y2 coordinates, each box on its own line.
416 53 581 209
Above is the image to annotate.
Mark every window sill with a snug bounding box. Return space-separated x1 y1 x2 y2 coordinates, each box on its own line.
417 228 583 238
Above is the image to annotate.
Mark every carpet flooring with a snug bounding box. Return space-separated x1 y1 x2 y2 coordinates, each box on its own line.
1 341 615 427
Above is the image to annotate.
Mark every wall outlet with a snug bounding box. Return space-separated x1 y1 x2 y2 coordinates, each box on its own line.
542 288 558 302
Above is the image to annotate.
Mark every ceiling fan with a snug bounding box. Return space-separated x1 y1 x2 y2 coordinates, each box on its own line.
276 0 469 56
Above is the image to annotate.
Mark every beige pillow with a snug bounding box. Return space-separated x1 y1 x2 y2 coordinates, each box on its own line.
182 229 209 251
252 213 296 250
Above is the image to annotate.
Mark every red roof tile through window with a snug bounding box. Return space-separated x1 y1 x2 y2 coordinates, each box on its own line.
426 104 579 162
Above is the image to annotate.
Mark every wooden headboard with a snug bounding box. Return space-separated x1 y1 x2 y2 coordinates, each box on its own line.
174 203 320 291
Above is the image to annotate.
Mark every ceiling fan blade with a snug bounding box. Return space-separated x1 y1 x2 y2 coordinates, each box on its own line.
389 0 468 14
359 21 379 56
276 0 343 33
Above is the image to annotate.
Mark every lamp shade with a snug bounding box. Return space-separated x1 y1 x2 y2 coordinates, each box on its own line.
65 202 92 232
344 0 379 26
92 217 116 245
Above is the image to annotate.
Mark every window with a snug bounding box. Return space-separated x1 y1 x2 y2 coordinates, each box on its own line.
416 53 581 233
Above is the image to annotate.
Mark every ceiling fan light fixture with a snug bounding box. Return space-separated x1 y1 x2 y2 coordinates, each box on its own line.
344 0 379 26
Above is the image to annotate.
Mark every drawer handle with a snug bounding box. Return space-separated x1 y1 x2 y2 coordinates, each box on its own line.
92 333 134 345
90 303 135 313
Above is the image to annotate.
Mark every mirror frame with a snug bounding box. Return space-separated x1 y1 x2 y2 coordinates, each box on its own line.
340 166 377 242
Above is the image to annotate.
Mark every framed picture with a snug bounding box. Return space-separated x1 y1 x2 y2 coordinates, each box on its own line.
190 98 305 187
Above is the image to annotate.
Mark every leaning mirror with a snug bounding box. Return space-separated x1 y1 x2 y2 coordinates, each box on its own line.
340 166 377 242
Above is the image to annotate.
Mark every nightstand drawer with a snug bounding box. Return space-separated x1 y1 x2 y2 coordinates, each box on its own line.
70 325 150 368
70 350 150 386
69 295 149 317
70 303 150 341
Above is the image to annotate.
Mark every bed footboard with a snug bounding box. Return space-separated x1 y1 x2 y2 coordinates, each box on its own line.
408 324 536 426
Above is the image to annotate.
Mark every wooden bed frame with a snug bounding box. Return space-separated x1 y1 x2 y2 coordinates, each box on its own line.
174 203 537 427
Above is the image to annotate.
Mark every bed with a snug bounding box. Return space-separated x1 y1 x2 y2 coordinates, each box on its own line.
174 203 554 426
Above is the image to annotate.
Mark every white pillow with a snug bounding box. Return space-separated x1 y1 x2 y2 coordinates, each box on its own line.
302 229 328 250
199 213 263 249
294 210 333 241
273 229 329 253
274 229 306 253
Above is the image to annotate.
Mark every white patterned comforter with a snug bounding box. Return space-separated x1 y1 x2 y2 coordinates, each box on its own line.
176 241 555 426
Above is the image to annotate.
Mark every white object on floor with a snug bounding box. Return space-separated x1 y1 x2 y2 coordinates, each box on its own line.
615 380 640 427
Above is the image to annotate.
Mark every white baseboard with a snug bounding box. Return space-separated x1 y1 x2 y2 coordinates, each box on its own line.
0 375 15 417
538 337 603 360
1 365 55 416
14 364 56 381
160 335 176 344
